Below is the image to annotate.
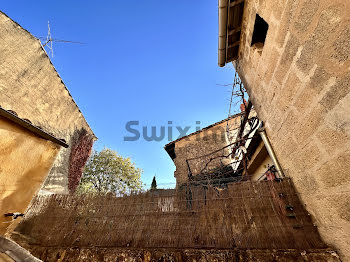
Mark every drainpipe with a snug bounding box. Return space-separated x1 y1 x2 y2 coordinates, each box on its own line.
258 127 284 178
218 0 228 67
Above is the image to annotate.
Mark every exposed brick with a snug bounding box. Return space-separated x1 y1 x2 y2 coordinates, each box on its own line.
235 1 350 260
294 67 330 112
294 173 319 195
309 67 331 92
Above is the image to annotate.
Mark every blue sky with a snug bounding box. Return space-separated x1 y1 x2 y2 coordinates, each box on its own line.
2 1 238 188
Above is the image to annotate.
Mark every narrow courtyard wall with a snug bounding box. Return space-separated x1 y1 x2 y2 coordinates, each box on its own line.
0 12 95 194
233 0 350 260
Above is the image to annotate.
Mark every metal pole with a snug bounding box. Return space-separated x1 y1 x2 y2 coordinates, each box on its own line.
258 127 284 178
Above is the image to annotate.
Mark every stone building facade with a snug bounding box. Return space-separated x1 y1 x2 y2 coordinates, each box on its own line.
165 111 276 185
0 11 95 194
165 114 242 185
219 0 350 260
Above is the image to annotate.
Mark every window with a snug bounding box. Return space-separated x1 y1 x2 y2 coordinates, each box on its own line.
251 14 269 47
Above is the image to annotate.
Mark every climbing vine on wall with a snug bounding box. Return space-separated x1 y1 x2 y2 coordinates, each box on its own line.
68 129 94 193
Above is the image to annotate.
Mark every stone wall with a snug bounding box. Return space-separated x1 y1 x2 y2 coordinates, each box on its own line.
233 0 350 260
0 12 95 194
173 116 241 185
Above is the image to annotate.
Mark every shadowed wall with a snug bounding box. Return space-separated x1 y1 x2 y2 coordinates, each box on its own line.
232 0 350 260
0 116 59 235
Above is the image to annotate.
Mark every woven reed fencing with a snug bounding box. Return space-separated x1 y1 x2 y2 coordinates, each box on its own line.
14 178 326 250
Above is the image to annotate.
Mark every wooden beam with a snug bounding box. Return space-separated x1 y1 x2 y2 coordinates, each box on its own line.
230 0 244 8
226 56 238 63
227 41 240 49
228 27 241 35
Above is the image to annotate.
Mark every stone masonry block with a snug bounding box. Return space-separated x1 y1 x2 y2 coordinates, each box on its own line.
294 66 331 112
274 36 300 84
292 140 322 172
275 0 298 47
316 125 349 153
294 104 326 144
263 48 279 85
294 0 320 33
276 72 302 112
320 71 350 111
296 6 342 74
331 22 350 63
317 150 350 188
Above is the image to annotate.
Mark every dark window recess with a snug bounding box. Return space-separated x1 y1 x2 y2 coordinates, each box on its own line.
251 14 269 46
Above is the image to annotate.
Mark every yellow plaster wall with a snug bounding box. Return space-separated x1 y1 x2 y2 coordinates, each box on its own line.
0 116 59 235
0 12 94 194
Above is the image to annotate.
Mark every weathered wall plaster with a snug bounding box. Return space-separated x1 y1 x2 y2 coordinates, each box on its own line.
0 116 59 234
0 12 95 194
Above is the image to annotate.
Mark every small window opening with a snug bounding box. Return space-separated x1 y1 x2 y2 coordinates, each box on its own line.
251 14 269 47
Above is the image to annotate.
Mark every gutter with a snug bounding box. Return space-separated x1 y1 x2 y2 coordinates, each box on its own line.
218 0 228 67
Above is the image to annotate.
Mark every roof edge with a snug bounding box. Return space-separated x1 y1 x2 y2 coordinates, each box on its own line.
0 10 97 140
164 112 244 150
0 107 69 148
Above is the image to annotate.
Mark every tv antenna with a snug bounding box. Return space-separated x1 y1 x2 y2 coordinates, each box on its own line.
38 21 85 57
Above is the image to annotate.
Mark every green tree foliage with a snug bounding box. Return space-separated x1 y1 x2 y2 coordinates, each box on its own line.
150 176 157 190
77 148 143 194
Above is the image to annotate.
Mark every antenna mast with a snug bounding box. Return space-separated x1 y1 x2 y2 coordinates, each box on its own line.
39 21 84 57
42 21 54 57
